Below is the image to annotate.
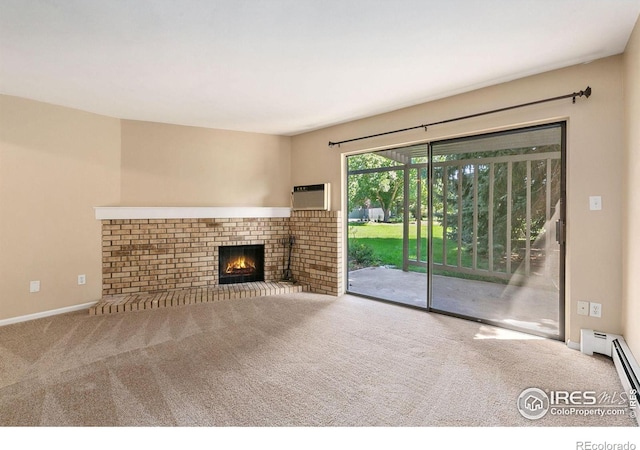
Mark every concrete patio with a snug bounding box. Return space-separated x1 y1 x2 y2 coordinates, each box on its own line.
347 266 559 336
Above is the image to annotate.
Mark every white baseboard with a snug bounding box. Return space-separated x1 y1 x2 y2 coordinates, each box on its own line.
0 301 98 327
566 340 581 351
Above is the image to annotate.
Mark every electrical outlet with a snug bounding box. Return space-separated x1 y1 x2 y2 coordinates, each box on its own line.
589 196 602 211
29 280 40 293
590 302 602 318
577 301 589 316
78 274 86 285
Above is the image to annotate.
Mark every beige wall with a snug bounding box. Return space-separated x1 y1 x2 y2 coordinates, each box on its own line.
0 100 292 321
0 95 121 320
120 120 291 207
0 39 634 352
292 56 626 345
623 17 640 358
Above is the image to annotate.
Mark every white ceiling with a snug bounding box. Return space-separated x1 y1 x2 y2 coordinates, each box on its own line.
1 0 639 136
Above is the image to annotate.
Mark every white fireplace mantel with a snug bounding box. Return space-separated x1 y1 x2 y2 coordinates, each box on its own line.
94 206 292 220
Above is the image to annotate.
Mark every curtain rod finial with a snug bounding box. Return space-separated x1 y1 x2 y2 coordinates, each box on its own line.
572 86 592 103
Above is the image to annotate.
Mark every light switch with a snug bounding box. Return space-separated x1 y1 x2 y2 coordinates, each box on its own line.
30 280 40 293
589 196 602 211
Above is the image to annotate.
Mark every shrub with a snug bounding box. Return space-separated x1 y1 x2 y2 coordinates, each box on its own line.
348 241 380 269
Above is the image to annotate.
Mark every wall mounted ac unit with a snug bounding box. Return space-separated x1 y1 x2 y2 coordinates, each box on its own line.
581 329 639 425
292 183 330 211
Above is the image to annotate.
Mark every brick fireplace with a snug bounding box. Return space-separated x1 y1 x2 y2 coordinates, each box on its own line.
99 208 342 297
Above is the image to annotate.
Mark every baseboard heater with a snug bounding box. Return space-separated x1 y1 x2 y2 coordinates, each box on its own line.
581 329 640 425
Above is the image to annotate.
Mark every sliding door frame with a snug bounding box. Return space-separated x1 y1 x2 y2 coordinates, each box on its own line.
344 121 566 341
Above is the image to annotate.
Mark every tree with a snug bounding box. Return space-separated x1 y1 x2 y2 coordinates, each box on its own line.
433 145 561 265
348 153 404 222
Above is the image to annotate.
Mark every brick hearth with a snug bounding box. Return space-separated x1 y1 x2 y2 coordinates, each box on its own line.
90 281 305 315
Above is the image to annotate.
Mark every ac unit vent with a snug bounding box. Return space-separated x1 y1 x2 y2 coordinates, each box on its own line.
292 183 330 211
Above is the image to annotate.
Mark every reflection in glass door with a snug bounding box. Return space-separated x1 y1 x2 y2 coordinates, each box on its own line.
405 165 428 273
429 123 565 339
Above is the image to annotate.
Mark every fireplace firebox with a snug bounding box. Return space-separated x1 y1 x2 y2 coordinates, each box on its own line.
218 244 264 285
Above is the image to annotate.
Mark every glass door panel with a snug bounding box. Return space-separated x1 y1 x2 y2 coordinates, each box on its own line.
346 145 427 308
429 124 565 339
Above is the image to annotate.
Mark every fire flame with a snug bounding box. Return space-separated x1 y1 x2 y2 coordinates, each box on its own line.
225 256 256 274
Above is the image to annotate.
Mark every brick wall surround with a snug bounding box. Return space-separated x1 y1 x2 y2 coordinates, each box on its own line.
290 210 343 296
101 211 342 297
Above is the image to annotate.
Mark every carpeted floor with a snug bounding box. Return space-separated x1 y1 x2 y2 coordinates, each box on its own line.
0 292 635 426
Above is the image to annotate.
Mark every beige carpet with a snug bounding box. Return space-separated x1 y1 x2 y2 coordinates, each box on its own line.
0 292 635 427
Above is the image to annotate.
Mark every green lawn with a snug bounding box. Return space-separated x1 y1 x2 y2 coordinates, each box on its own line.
347 222 474 273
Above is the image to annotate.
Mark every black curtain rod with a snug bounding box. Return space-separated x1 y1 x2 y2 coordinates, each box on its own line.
328 86 591 147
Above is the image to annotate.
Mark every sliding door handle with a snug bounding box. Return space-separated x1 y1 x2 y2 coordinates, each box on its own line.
555 219 565 244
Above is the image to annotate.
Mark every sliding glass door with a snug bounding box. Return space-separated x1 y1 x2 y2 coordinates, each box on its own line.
345 123 565 340
429 123 565 339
